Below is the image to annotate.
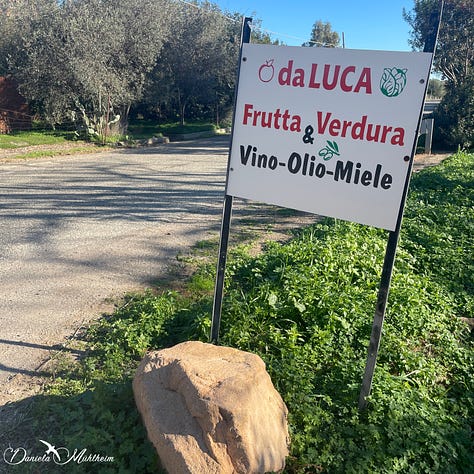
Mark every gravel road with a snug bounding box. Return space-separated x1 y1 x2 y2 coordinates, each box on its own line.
0 136 234 400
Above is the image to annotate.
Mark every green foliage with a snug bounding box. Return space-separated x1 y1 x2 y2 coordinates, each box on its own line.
404 0 474 84
433 78 474 149
427 78 445 98
302 20 340 47
0 130 73 149
145 1 241 126
403 150 474 315
157 122 217 135
1 1 286 129
4 0 175 129
24 383 159 474
127 120 217 141
22 152 473 473
220 229 472 472
404 0 474 148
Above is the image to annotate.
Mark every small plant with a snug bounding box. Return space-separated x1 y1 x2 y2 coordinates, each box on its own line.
79 109 122 145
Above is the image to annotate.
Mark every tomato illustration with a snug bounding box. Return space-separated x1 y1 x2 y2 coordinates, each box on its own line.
258 59 275 83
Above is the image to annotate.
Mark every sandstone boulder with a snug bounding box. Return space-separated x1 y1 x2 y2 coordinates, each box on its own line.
133 341 289 473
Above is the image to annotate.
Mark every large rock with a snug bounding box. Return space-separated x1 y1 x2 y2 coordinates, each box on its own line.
133 341 289 473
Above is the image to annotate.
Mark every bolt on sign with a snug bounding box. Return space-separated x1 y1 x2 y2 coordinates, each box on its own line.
226 44 432 231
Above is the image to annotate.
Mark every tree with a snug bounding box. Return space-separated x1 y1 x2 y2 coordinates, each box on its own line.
145 2 277 126
144 5 285 126
434 76 474 148
3 0 289 132
0 0 57 75
6 0 173 135
404 0 474 148
303 20 340 47
404 0 474 84
427 78 445 98
212 15 279 126
148 1 234 125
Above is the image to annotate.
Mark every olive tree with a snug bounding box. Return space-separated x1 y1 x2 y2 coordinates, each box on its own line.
145 5 277 125
7 0 174 136
147 1 240 125
427 78 445 98
303 20 340 47
404 0 474 84
0 0 57 75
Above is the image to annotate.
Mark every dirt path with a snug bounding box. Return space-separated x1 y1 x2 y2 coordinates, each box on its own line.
0 141 449 407
412 152 451 172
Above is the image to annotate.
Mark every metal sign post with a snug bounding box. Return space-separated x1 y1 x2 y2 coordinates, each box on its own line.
358 0 444 411
210 17 252 345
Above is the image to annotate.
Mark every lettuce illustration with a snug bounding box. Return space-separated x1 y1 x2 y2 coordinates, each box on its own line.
380 67 407 97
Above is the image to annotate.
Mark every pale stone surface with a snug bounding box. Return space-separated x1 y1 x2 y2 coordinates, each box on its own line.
133 341 290 474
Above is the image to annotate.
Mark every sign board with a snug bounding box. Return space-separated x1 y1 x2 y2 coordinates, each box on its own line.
226 44 432 231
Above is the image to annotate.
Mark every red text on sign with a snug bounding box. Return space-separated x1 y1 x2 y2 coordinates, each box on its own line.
242 103 302 132
277 61 372 94
316 111 405 146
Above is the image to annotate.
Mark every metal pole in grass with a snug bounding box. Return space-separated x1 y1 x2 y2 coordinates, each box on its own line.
358 0 444 411
210 17 252 345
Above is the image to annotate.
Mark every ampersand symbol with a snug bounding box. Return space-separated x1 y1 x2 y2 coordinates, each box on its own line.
302 125 314 144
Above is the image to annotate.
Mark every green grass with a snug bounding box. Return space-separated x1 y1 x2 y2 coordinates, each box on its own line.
1 121 219 149
0 130 76 149
4 146 107 160
127 120 217 139
3 151 473 473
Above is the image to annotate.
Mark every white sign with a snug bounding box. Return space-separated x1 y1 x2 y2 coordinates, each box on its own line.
226 44 432 231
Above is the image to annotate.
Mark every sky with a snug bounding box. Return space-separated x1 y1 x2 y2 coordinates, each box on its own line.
212 0 416 52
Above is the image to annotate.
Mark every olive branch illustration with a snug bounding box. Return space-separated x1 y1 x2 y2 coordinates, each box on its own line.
318 141 340 161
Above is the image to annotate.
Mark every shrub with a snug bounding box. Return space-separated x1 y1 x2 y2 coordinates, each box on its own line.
433 78 474 150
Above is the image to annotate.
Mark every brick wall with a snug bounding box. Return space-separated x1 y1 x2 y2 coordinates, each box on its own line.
0 76 32 133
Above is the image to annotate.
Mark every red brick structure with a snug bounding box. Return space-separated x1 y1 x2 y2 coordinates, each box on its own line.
0 76 32 133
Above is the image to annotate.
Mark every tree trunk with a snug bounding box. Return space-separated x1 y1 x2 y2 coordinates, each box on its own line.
180 103 186 126
177 88 186 125
113 104 131 135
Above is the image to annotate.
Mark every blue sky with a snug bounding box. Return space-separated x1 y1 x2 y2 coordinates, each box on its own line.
212 0 416 52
